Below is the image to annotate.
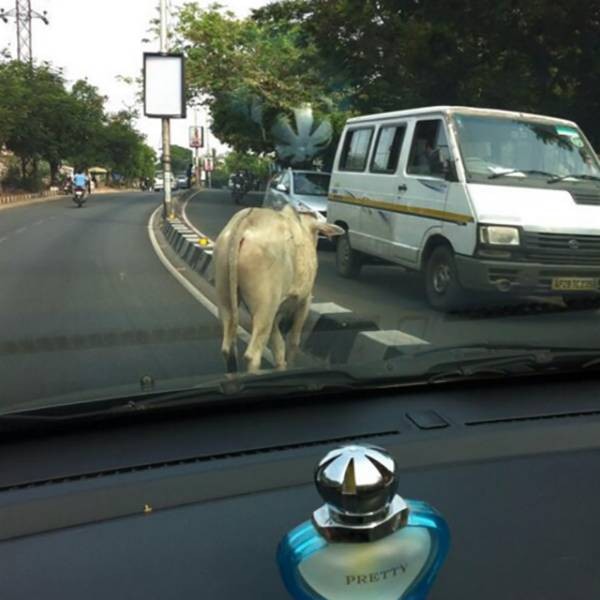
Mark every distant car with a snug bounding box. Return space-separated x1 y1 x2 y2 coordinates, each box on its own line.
176 173 190 189
154 174 176 192
263 169 331 216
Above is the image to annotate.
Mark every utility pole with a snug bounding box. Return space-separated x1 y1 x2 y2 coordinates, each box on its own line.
0 0 49 64
194 108 201 189
205 119 213 189
159 0 174 219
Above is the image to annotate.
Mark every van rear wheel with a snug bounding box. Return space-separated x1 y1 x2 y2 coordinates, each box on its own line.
425 245 469 311
336 232 362 278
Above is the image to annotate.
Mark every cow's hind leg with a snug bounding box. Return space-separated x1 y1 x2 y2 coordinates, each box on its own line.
220 307 238 373
270 316 287 370
245 304 277 373
287 299 311 366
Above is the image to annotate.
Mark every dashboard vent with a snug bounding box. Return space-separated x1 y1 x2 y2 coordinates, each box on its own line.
1 429 400 493
466 409 600 427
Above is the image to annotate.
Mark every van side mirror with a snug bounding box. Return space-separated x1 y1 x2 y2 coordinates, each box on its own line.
276 183 289 193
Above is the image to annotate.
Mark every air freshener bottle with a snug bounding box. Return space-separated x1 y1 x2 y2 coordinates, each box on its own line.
277 444 450 599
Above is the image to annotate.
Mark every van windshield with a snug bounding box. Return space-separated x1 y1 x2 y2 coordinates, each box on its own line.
453 114 600 183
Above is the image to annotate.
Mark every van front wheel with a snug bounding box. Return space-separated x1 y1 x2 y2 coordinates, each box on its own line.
336 232 362 278
425 245 469 311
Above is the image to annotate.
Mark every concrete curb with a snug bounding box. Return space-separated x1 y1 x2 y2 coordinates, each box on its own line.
161 192 430 366
0 187 139 211
0 190 64 206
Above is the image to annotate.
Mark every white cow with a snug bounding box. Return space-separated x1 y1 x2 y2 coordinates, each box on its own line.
214 205 344 373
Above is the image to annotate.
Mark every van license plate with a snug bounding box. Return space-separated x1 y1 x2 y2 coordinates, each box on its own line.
551 277 599 291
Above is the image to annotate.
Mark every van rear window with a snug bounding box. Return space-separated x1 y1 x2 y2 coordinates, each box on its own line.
371 125 406 173
339 128 374 171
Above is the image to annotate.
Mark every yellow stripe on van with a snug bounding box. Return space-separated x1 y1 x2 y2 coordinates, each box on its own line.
328 193 474 225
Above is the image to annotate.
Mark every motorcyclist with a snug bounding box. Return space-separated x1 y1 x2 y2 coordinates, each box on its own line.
73 169 89 196
232 170 246 189
62 174 73 194
230 170 247 204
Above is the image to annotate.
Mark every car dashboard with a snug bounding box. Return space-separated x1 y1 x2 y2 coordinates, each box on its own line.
2 374 600 599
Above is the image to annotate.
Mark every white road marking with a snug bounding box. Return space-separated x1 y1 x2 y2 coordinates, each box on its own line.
182 192 215 242
0 236 7 244
148 206 275 364
15 227 27 234
149 207 223 321
32 219 45 226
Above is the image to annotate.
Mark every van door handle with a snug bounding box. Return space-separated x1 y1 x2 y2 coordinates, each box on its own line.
398 184 407 192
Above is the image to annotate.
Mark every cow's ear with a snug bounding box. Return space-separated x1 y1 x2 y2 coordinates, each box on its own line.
313 222 345 239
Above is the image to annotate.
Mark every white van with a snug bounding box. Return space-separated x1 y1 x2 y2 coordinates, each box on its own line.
327 106 600 310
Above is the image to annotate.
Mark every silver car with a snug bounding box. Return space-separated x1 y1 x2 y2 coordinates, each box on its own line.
263 169 331 216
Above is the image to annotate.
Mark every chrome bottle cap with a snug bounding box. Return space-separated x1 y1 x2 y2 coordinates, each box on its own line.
312 444 409 543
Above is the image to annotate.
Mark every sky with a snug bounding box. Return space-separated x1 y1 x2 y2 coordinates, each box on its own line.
0 0 272 153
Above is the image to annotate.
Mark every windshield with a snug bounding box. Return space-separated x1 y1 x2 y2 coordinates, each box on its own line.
454 113 600 182
293 173 330 196
1 1 600 423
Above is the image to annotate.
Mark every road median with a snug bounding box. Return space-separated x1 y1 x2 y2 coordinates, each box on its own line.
154 189 429 368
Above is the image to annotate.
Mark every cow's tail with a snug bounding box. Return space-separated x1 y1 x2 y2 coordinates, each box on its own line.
227 213 247 332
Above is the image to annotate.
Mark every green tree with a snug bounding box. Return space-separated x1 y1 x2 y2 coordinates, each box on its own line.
63 80 108 173
0 62 110 186
99 111 150 181
0 59 155 190
137 144 157 181
174 3 348 156
222 150 273 180
253 0 600 145
0 61 69 186
170 144 192 174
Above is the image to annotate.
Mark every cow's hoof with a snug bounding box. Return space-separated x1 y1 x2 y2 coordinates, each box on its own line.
225 353 238 373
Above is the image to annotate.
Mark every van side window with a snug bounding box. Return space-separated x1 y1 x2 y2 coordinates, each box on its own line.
370 125 406 173
339 128 374 171
407 119 450 177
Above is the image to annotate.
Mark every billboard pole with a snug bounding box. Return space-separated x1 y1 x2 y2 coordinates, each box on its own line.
159 0 174 219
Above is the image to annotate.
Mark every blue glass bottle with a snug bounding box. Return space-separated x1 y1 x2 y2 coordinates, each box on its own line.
277 445 450 600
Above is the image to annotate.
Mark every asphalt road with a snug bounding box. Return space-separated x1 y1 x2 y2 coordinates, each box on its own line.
186 188 600 350
0 191 224 411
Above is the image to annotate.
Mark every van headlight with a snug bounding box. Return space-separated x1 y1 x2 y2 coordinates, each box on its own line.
479 225 520 246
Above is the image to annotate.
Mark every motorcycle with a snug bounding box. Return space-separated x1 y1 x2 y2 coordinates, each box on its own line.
72 186 86 208
231 181 245 205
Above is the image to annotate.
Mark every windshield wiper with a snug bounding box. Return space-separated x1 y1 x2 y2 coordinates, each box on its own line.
547 173 600 184
382 344 600 385
0 367 364 429
488 169 558 180
3 346 600 432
